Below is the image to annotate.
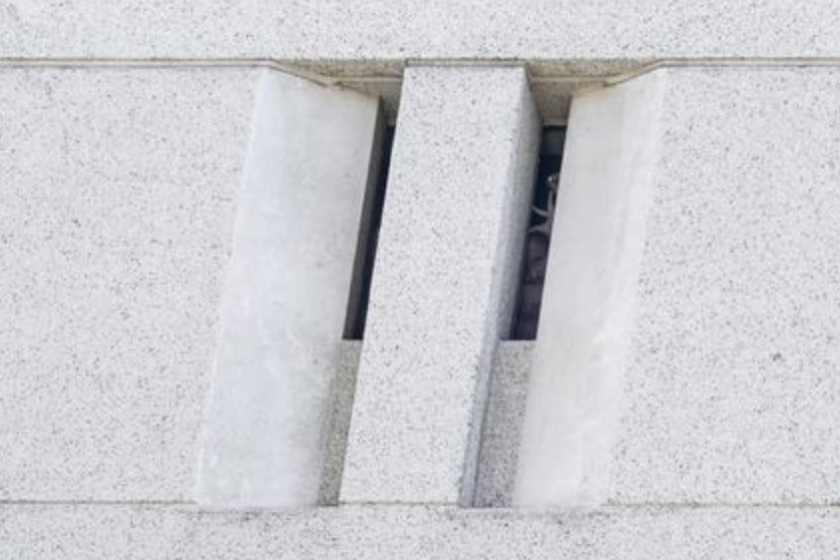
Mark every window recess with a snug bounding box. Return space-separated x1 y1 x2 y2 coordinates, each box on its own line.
343 123 395 340
509 126 567 340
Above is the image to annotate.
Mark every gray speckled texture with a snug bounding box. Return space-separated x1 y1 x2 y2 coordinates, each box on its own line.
341 66 540 505
0 67 260 500
475 342 534 508
610 67 840 504
5 504 840 559
5 2 840 73
324 343 532 507
194 71 380 509
319 341 362 505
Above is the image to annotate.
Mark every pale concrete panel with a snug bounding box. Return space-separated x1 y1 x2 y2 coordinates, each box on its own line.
5 504 840 559
514 71 667 508
0 67 260 500
610 67 840 504
195 72 381 508
341 65 540 504
5 2 840 70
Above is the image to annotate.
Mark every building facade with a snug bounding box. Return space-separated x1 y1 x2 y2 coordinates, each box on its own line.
4 2 840 558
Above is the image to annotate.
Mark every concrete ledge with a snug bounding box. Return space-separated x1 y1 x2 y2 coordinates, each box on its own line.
5 2 840 73
3 503 840 559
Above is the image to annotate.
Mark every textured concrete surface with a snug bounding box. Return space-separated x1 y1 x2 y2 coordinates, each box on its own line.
319 342 362 505
608 67 840 504
475 342 534 508
5 2 840 74
341 65 540 505
195 71 380 508
323 343 532 506
5 504 840 559
515 71 667 508
0 67 259 500
7 4 840 552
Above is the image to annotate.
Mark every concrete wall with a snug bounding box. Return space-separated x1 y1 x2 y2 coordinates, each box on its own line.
0 67 259 501
4 3 840 558
195 70 381 509
611 67 840 505
5 2 840 68
341 65 539 506
5 504 840 560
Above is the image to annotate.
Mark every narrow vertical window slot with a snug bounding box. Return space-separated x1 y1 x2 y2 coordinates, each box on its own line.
509 126 567 340
343 120 395 340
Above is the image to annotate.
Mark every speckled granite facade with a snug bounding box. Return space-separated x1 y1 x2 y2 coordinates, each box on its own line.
4 3 840 558
611 67 840 505
340 65 540 506
0 67 259 501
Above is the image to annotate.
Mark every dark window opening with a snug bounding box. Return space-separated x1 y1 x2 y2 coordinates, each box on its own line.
343 118 395 340
509 126 567 340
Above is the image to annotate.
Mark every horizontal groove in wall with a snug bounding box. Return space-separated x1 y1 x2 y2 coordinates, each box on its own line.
8 56 840 80
3 502 840 512
7 57 840 122
0 500 191 505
